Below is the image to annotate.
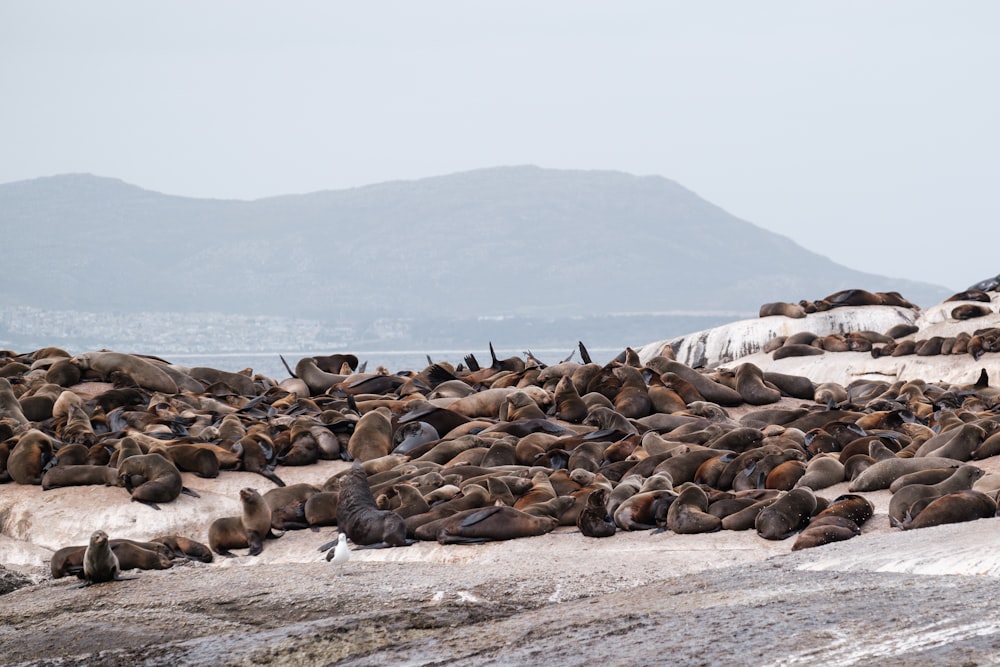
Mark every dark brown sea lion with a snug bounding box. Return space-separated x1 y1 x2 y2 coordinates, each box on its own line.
51 538 174 579
576 487 616 538
336 462 409 547
435 505 559 544
812 493 874 526
720 496 779 531
773 344 825 360
157 444 220 478
755 488 817 540
116 453 185 508
791 516 862 551
552 375 589 423
951 304 991 320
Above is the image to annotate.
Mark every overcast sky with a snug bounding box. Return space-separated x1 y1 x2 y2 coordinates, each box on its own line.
3 2 997 291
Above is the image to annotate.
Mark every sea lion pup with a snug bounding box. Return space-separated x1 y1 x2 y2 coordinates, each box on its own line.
7 429 54 485
116 452 186 509
666 484 721 534
41 464 118 490
335 462 409 548
500 390 548 421
888 465 985 527
755 488 817 540
78 530 133 587
434 505 559 545
347 407 394 462
902 490 998 530
209 488 279 557
576 487 616 538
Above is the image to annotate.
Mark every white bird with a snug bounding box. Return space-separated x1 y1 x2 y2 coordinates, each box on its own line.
327 533 350 566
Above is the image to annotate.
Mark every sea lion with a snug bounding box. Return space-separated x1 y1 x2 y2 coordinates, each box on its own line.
72 352 179 394
902 490 997 530
794 455 845 492
7 429 54 485
158 444 220 478
434 505 559 544
773 344 825 360
755 488 817 540
304 491 341 527
666 484 721 534
208 487 277 557
51 538 174 579
552 375 589 423
614 489 674 531
336 462 409 547
116 453 185 508
849 456 966 492
791 516 862 551
576 487 616 538
734 362 782 405
0 377 29 426
264 483 321 530
888 465 985 527
759 301 807 319
80 530 132 586
150 535 214 563
347 407 395 462
41 464 118 490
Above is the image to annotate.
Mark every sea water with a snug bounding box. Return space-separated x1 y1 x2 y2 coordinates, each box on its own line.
163 347 624 380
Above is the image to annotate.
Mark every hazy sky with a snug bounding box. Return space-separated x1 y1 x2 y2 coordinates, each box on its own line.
3 2 997 291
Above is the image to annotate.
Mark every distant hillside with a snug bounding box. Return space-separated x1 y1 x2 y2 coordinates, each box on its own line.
1 167 950 322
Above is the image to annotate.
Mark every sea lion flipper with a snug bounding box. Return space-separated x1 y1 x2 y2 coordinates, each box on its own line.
181 486 201 498
132 499 162 511
578 341 592 365
458 506 503 528
279 354 297 379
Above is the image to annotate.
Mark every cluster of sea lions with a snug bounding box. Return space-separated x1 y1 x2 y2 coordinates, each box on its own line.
3 305 1000 584
761 283 999 362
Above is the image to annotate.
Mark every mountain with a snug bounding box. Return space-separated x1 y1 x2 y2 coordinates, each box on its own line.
1 166 949 324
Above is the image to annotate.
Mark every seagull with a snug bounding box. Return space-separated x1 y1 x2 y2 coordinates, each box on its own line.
327 533 350 566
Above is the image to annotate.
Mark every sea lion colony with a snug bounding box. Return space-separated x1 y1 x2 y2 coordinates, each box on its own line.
3 280 1000 584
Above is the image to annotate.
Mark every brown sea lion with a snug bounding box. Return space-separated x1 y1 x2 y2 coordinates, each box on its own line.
72 352 179 394
264 483 321 530
888 465 985 527
759 302 807 318
435 505 559 544
41 464 117 490
666 484 721 534
80 530 130 586
902 490 997 530
347 407 394 462
734 362 782 405
209 487 278 557
150 535 214 563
